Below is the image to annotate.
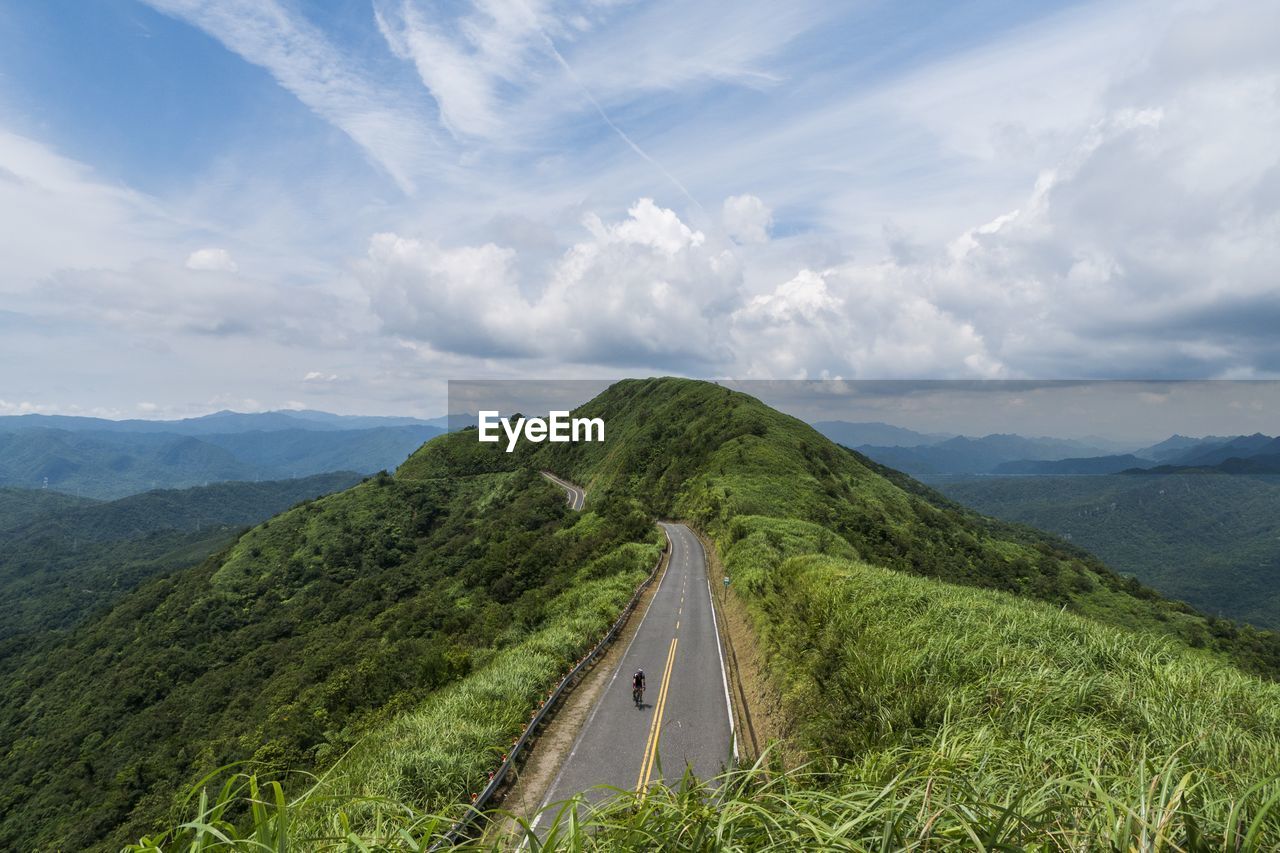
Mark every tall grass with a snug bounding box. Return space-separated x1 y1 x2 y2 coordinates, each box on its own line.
131 751 1280 851
289 539 660 838
131 549 1280 850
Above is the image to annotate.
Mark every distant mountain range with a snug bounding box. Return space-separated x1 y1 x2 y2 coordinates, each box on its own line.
809 421 952 448
0 472 363 642
0 410 443 498
835 433 1124 480
812 420 1279 480
0 409 440 435
939 472 1280 631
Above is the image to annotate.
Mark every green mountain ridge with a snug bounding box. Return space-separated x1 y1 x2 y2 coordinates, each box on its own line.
6 378 1280 850
0 443 657 850
938 472 1280 630
0 472 364 645
0 425 441 499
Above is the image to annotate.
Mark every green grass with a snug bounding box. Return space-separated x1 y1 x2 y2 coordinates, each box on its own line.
132 554 1280 851
297 538 660 836
63 378 1280 849
0 434 657 851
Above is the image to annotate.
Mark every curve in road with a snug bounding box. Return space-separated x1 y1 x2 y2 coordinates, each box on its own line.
541 471 585 511
529 521 733 832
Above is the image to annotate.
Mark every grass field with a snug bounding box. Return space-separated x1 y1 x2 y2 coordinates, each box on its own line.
123 379 1280 850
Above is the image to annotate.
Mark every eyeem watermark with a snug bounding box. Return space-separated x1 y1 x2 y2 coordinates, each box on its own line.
478 411 605 452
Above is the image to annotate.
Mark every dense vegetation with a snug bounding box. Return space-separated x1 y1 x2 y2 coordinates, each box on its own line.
536 379 1280 677
939 473 1280 630
140 558 1280 848
0 473 362 644
0 432 657 851
19 378 1280 850
530 379 1280 845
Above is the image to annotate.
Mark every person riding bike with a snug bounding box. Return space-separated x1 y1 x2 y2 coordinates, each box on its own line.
632 669 646 705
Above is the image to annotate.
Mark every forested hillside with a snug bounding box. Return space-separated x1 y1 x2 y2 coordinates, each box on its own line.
0 433 658 851
536 379 1280 675
0 472 362 644
939 472 1280 630
18 378 1280 850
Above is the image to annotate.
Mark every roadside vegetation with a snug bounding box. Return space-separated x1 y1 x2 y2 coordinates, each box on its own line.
14 378 1280 849
0 434 656 851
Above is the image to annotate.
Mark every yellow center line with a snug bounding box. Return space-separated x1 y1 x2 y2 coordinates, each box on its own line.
636 636 678 792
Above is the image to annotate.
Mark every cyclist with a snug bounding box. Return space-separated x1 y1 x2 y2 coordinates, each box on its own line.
632 669 646 706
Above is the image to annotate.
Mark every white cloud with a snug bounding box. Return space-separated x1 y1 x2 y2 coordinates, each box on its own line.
303 371 339 383
0 130 178 288
360 232 531 358
374 0 537 139
722 194 772 244
143 0 439 192
185 247 239 273
359 198 739 367
43 258 359 346
732 267 1004 379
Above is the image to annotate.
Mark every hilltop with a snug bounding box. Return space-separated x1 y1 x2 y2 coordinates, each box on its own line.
9 378 1280 849
0 430 659 851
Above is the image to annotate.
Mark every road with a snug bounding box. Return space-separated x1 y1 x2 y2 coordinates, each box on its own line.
529 521 734 830
541 471 585 510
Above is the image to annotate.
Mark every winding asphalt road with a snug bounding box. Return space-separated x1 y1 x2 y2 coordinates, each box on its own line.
541 471 585 511
530 519 734 830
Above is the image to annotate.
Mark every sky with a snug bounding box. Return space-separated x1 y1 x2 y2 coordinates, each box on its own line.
1 0 1278 419
447 380 1280 444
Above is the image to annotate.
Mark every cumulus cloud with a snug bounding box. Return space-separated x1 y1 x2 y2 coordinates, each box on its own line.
358 198 740 367
185 247 239 273
732 267 1004 379
359 233 531 358
722 194 772 244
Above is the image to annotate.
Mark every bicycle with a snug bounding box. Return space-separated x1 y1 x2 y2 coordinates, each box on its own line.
632 685 644 707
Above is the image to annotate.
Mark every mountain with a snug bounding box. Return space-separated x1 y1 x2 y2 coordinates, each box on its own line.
938 472 1280 630
1216 452 1280 474
0 487 95 533
197 426 442 477
1172 433 1278 467
0 409 439 436
1120 435 1280 475
853 433 1116 479
0 424 441 498
1136 433 1238 461
991 453 1155 476
0 429 253 497
0 435 658 851
7 379 1280 849
0 472 363 645
810 420 950 448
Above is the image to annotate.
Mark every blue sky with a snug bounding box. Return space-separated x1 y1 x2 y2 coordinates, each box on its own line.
1 0 1277 417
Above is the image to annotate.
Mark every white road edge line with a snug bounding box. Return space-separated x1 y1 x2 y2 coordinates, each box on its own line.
706 569 737 766
523 524 676 842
